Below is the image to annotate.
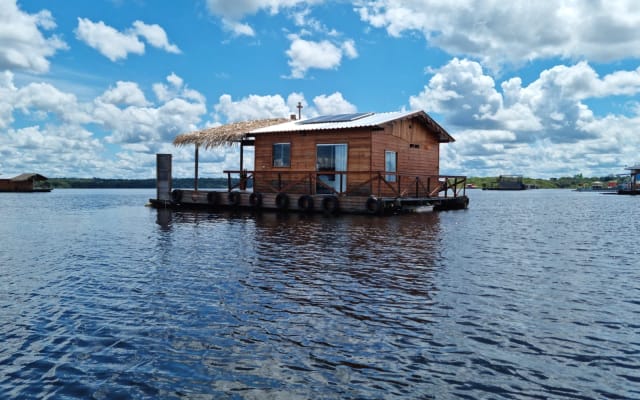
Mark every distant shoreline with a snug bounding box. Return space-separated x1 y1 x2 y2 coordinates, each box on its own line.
48 178 232 189
44 175 622 189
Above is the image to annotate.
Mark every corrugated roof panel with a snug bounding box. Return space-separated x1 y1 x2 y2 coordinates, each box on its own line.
248 110 454 143
250 110 420 134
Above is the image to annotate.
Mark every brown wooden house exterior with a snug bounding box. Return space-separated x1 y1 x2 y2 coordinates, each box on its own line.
248 110 455 198
0 173 52 192
163 110 467 214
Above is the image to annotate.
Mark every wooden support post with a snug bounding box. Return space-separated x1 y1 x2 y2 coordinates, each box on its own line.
194 144 199 191
239 140 244 173
156 153 172 201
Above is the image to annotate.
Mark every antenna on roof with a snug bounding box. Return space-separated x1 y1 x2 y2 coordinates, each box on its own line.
297 102 303 120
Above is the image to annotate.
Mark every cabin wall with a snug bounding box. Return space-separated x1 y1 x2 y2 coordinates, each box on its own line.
251 118 442 197
0 180 33 192
371 117 440 176
370 118 441 197
253 129 373 194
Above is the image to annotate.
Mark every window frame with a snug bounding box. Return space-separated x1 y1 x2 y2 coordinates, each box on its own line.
385 150 397 182
272 142 291 168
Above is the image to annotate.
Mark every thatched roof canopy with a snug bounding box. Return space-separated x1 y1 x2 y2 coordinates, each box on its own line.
173 118 288 149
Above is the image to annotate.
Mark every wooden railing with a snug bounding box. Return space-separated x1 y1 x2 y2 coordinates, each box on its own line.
223 170 466 198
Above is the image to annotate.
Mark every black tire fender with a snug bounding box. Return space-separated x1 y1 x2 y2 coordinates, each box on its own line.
207 191 218 205
275 192 289 210
365 196 382 214
228 191 241 206
322 195 339 215
297 195 314 212
172 189 183 203
249 192 262 208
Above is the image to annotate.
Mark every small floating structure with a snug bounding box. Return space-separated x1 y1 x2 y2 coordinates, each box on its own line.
575 180 619 192
0 173 52 192
618 165 640 195
149 110 469 215
482 175 527 190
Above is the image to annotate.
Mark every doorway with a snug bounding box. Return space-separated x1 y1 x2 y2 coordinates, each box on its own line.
316 144 347 194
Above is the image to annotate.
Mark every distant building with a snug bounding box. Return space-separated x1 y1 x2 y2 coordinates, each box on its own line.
0 173 52 192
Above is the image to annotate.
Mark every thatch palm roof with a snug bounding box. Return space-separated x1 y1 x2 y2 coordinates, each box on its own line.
173 118 288 149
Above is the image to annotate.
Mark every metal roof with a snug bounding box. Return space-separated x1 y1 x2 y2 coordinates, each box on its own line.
249 110 455 143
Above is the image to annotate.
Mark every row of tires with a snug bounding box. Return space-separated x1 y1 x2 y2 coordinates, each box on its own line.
171 190 342 214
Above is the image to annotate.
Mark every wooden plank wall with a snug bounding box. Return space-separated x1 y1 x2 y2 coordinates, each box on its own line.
252 117 443 196
371 117 440 177
254 129 373 193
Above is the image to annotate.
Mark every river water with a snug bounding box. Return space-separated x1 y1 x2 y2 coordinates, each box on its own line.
0 189 638 399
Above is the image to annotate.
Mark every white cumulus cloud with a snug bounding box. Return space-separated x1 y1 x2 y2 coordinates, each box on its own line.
205 0 321 20
75 18 144 61
415 58 640 177
212 91 358 123
214 93 292 122
356 0 640 68
132 20 181 54
0 0 67 73
285 35 358 78
75 18 180 61
312 92 357 115
98 81 149 107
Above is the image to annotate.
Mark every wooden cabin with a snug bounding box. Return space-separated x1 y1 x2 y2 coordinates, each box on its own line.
0 173 52 192
154 110 468 214
482 175 527 191
248 111 453 198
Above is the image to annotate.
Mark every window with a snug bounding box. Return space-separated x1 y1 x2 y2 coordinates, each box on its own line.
272 143 290 167
385 150 397 182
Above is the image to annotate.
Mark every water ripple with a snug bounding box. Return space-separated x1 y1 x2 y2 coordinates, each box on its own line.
1 189 639 398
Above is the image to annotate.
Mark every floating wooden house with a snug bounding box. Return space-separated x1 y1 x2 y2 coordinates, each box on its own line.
618 165 640 195
150 110 469 214
482 175 527 190
0 173 52 192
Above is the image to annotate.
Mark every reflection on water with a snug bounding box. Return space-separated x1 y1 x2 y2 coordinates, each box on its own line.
1 189 639 399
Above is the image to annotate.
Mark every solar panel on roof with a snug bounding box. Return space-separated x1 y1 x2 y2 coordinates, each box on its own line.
299 112 373 124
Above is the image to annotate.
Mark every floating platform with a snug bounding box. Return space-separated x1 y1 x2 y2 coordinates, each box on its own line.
149 190 469 215
617 189 640 195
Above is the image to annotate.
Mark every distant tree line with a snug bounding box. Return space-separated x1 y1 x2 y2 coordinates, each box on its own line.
466 174 624 189
48 177 234 189
48 174 624 189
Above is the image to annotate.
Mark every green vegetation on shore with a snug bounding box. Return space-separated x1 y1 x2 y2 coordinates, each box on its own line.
48 177 230 189
466 174 623 189
47 174 622 189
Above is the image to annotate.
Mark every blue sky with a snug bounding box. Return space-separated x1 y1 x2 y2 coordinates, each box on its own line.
1 0 640 179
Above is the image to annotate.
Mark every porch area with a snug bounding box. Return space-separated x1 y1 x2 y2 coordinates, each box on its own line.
155 169 469 215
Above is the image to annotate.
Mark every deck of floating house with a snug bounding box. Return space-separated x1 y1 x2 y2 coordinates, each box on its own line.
150 110 469 215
